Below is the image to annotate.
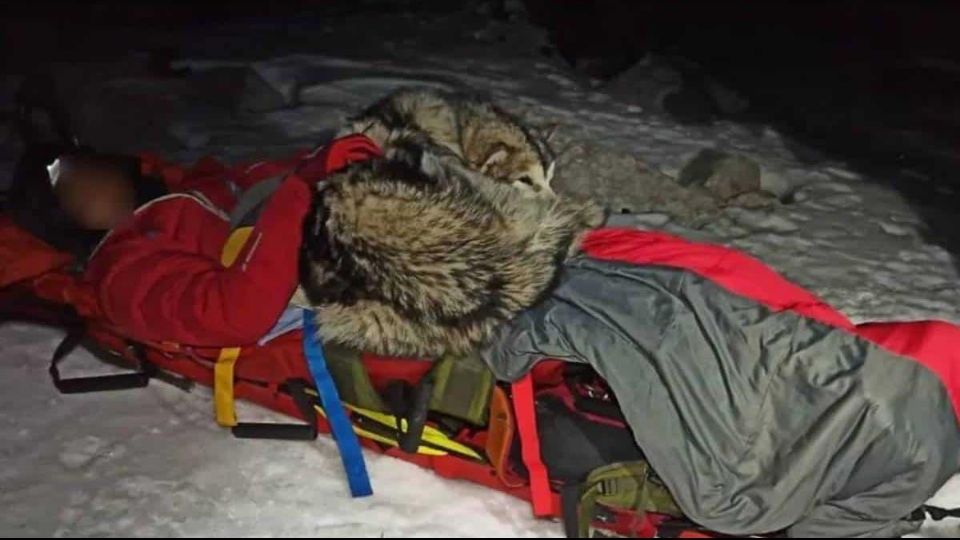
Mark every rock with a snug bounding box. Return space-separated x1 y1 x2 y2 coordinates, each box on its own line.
727 191 778 209
678 149 761 201
604 54 748 122
552 141 723 228
759 168 794 202
702 77 749 115
603 53 683 111
726 207 799 233
239 64 297 112
662 86 717 124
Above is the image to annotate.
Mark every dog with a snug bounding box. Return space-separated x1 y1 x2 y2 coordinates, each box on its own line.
298 157 603 357
338 87 557 197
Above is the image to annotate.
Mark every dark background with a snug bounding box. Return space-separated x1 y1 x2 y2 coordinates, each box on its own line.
4 0 959 252
5 1 958 178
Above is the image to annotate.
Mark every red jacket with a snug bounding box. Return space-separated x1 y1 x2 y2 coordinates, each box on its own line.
83 136 381 347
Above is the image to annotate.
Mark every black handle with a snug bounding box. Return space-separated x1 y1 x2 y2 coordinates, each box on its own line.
229 380 319 442
48 330 153 394
52 372 150 394
232 422 317 441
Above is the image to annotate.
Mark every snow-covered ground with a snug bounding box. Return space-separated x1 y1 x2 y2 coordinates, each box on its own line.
2 3 959 537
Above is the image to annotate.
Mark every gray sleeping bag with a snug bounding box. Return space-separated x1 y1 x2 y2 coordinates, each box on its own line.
481 256 960 537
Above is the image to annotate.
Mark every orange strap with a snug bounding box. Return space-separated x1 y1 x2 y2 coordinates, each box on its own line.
512 373 552 517
487 385 524 488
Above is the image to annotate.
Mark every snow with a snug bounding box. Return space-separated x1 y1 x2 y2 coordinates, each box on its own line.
0 323 557 537
2 3 959 537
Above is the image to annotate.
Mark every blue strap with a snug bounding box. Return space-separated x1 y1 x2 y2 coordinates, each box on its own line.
301 310 373 497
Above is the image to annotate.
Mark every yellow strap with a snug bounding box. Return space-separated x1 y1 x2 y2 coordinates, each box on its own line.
344 404 483 460
214 347 241 427
314 405 448 457
220 226 254 267
302 387 476 457
212 227 254 428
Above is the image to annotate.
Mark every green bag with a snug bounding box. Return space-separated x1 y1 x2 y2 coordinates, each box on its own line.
323 345 493 426
564 461 684 538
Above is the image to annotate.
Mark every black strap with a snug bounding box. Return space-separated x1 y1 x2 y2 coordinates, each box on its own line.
49 329 153 394
231 379 318 441
400 372 435 453
561 483 584 538
655 519 708 538
383 365 439 454
914 504 960 521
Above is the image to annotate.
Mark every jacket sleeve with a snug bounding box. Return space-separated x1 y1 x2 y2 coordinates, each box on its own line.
93 179 311 347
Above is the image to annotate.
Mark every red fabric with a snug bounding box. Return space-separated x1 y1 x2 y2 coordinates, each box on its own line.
0 216 72 288
512 374 554 517
581 228 960 417
83 135 382 347
32 272 99 317
855 321 960 419
361 353 434 389
581 228 854 330
136 134 383 216
139 153 239 212
530 360 567 387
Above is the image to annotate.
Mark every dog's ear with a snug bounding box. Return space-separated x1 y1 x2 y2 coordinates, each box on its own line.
387 137 425 171
479 143 510 174
418 150 449 181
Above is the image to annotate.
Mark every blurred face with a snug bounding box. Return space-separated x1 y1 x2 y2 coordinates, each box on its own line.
52 154 137 230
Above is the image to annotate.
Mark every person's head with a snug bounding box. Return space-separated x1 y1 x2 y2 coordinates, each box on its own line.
6 144 153 258
49 152 138 231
